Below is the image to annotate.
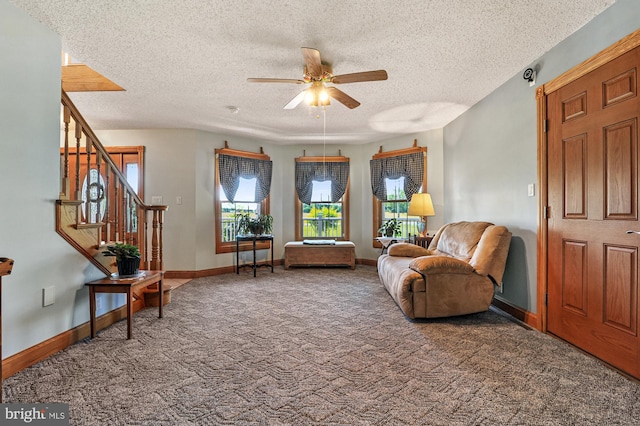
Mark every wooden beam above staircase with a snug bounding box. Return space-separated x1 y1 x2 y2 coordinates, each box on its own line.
62 64 124 92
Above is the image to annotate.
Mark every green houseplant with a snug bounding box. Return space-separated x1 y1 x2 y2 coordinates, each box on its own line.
378 218 402 237
236 213 273 236
103 243 141 276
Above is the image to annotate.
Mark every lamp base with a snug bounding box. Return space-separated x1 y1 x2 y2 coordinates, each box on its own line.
417 218 427 237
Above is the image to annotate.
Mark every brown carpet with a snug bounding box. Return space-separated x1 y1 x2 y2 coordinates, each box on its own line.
3 266 640 425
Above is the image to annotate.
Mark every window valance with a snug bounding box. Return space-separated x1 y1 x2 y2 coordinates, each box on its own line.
370 151 424 201
218 153 272 203
295 160 349 204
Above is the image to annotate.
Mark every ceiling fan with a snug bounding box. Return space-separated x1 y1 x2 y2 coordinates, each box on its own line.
247 47 388 110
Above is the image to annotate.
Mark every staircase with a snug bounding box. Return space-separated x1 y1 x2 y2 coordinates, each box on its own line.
57 90 167 275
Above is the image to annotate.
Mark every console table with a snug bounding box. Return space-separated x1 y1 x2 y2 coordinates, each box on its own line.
236 235 274 277
85 270 163 339
0 257 15 403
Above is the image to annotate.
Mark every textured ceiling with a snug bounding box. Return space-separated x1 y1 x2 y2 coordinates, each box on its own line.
11 0 615 145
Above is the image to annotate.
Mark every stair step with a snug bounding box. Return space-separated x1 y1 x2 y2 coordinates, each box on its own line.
56 199 83 206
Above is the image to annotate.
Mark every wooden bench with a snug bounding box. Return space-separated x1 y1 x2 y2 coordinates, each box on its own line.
284 241 355 269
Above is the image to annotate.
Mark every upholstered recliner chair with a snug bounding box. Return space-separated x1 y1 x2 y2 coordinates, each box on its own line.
377 221 511 319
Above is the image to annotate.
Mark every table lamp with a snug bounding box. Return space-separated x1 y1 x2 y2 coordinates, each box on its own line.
408 193 435 237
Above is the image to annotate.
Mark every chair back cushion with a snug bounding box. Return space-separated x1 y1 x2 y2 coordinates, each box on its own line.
434 221 493 261
469 225 512 284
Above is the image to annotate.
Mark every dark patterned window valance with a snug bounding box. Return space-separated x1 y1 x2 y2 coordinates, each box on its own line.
218 154 272 203
370 151 424 201
295 161 350 204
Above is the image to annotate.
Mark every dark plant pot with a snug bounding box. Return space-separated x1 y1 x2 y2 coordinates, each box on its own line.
248 224 264 235
117 257 140 277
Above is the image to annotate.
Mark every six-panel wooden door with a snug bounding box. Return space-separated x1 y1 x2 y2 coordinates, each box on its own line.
547 46 640 378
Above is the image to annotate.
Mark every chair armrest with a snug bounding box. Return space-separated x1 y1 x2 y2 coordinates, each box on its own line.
409 256 474 275
388 243 433 257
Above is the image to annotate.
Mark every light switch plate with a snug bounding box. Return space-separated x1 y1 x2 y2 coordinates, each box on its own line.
527 183 535 197
151 195 163 205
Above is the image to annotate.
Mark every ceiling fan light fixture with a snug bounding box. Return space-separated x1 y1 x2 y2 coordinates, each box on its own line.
319 88 329 103
305 90 316 105
248 47 387 110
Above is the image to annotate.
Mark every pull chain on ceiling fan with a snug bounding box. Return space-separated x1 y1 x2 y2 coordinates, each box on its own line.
247 47 388 110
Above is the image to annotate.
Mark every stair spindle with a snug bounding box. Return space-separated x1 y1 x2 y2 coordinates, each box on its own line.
61 106 71 198
105 167 111 243
85 139 92 223
74 122 82 201
95 150 102 225
114 179 120 243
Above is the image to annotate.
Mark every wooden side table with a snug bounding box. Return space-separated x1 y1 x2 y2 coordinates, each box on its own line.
0 257 15 403
376 237 406 255
411 235 433 248
85 270 163 339
236 235 274 277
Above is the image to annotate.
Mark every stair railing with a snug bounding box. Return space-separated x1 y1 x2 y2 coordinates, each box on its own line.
59 90 167 272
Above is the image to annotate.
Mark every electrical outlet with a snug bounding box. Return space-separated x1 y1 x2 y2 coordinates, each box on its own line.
43 286 55 306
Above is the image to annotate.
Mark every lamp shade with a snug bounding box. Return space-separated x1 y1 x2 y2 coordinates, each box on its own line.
408 193 435 216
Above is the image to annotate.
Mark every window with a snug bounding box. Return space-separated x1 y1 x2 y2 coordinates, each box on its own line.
294 156 350 241
371 145 427 244
219 177 261 240
215 147 271 254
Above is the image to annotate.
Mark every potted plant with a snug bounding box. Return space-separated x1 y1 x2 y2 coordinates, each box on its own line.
236 213 273 236
378 218 402 237
102 243 141 276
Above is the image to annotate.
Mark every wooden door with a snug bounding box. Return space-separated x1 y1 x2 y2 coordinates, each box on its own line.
547 46 640 378
63 146 144 244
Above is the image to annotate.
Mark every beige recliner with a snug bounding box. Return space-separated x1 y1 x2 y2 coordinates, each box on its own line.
377 221 512 319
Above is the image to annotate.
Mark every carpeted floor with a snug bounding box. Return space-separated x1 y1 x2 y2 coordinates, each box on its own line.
3 266 640 425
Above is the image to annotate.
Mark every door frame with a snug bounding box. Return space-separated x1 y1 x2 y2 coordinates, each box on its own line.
537 28 640 333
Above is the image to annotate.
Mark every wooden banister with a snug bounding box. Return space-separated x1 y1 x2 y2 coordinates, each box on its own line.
57 90 167 274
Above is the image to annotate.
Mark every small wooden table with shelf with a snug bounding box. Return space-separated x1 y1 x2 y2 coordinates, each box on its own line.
1 257 15 403
376 237 407 255
85 270 164 340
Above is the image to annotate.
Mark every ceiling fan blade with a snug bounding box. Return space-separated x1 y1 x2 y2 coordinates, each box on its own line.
302 47 322 78
284 90 308 109
331 70 388 84
247 78 306 84
325 86 360 109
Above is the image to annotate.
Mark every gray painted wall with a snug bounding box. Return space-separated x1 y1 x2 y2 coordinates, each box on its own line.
94 129 445 269
443 0 640 312
0 1 107 359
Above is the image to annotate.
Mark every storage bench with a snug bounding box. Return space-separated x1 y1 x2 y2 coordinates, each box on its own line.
284 241 355 269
